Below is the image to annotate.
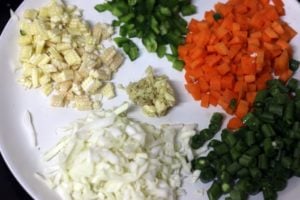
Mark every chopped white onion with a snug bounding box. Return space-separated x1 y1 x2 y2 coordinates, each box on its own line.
40 104 197 200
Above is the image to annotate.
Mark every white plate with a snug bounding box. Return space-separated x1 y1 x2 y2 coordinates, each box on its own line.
1 0 300 199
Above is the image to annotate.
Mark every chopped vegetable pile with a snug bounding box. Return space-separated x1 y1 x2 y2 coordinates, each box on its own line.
179 0 298 125
39 103 196 200
190 78 300 200
18 0 124 110
95 0 196 70
126 66 176 117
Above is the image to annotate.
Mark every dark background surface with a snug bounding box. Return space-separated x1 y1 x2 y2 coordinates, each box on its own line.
0 1 32 199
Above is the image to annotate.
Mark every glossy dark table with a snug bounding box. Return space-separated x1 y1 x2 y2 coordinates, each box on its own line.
0 1 32 199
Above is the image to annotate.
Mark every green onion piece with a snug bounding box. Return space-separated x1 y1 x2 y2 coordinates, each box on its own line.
289 59 300 72
268 103 283 117
239 154 254 166
159 6 172 16
244 131 255 146
227 162 242 175
172 59 184 71
214 143 229 155
200 167 216 183
213 13 223 21
281 156 293 169
207 182 222 200
156 45 166 58
230 189 246 200
128 0 138 6
261 124 276 138
221 129 237 147
94 3 110 12
242 113 260 130
283 102 294 125
230 148 241 160
222 182 232 193
181 5 197 16
287 78 298 92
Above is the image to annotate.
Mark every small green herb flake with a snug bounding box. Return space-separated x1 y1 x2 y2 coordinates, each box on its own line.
213 13 223 21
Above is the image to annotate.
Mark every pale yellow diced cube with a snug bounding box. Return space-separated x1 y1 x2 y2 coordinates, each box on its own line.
58 81 72 92
48 47 63 61
100 46 116 65
42 83 53 96
56 43 72 52
38 7 49 18
57 70 74 82
92 23 103 43
51 94 65 107
74 95 92 110
101 82 115 99
63 49 81 66
40 64 57 73
38 54 51 66
39 74 51 85
29 54 43 65
71 83 82 95
35 38 45 54
18 35 33 45
20 45 33 60
109 52 124 72
31 68 40 88
81 76 102 94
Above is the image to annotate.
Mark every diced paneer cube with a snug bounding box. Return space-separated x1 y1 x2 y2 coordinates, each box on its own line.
48 47 63 61
92 23 103 43
71 83 82 95
51 94 65 107
35 38 45 54
18 35 33 45
101 82 115 99
74 95 92 110
38 54 51 66
58 81 72 92
81 76 102 94
39 74 51 85
63 49 81 65
109 53 124 72
29 54 43 65
40 64 57 73
100 46 116 65
57 70 74 82
31 68 40 88
20 45 33 60
42 83 53 96
56 43 72 52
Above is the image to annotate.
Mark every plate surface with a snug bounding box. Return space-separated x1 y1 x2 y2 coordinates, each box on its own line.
0 0 300 199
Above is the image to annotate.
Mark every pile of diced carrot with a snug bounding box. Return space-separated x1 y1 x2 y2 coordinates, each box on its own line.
178 0 297 129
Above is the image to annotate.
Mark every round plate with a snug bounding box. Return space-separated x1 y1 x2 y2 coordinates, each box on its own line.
0 0 300 199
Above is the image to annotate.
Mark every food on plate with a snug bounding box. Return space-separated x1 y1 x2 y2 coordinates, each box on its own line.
17 0 124 110
179 0 298 125
126 66 176 117
39 103 196 200
189 112 224 149
190 78 300 200
94 0 196 69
